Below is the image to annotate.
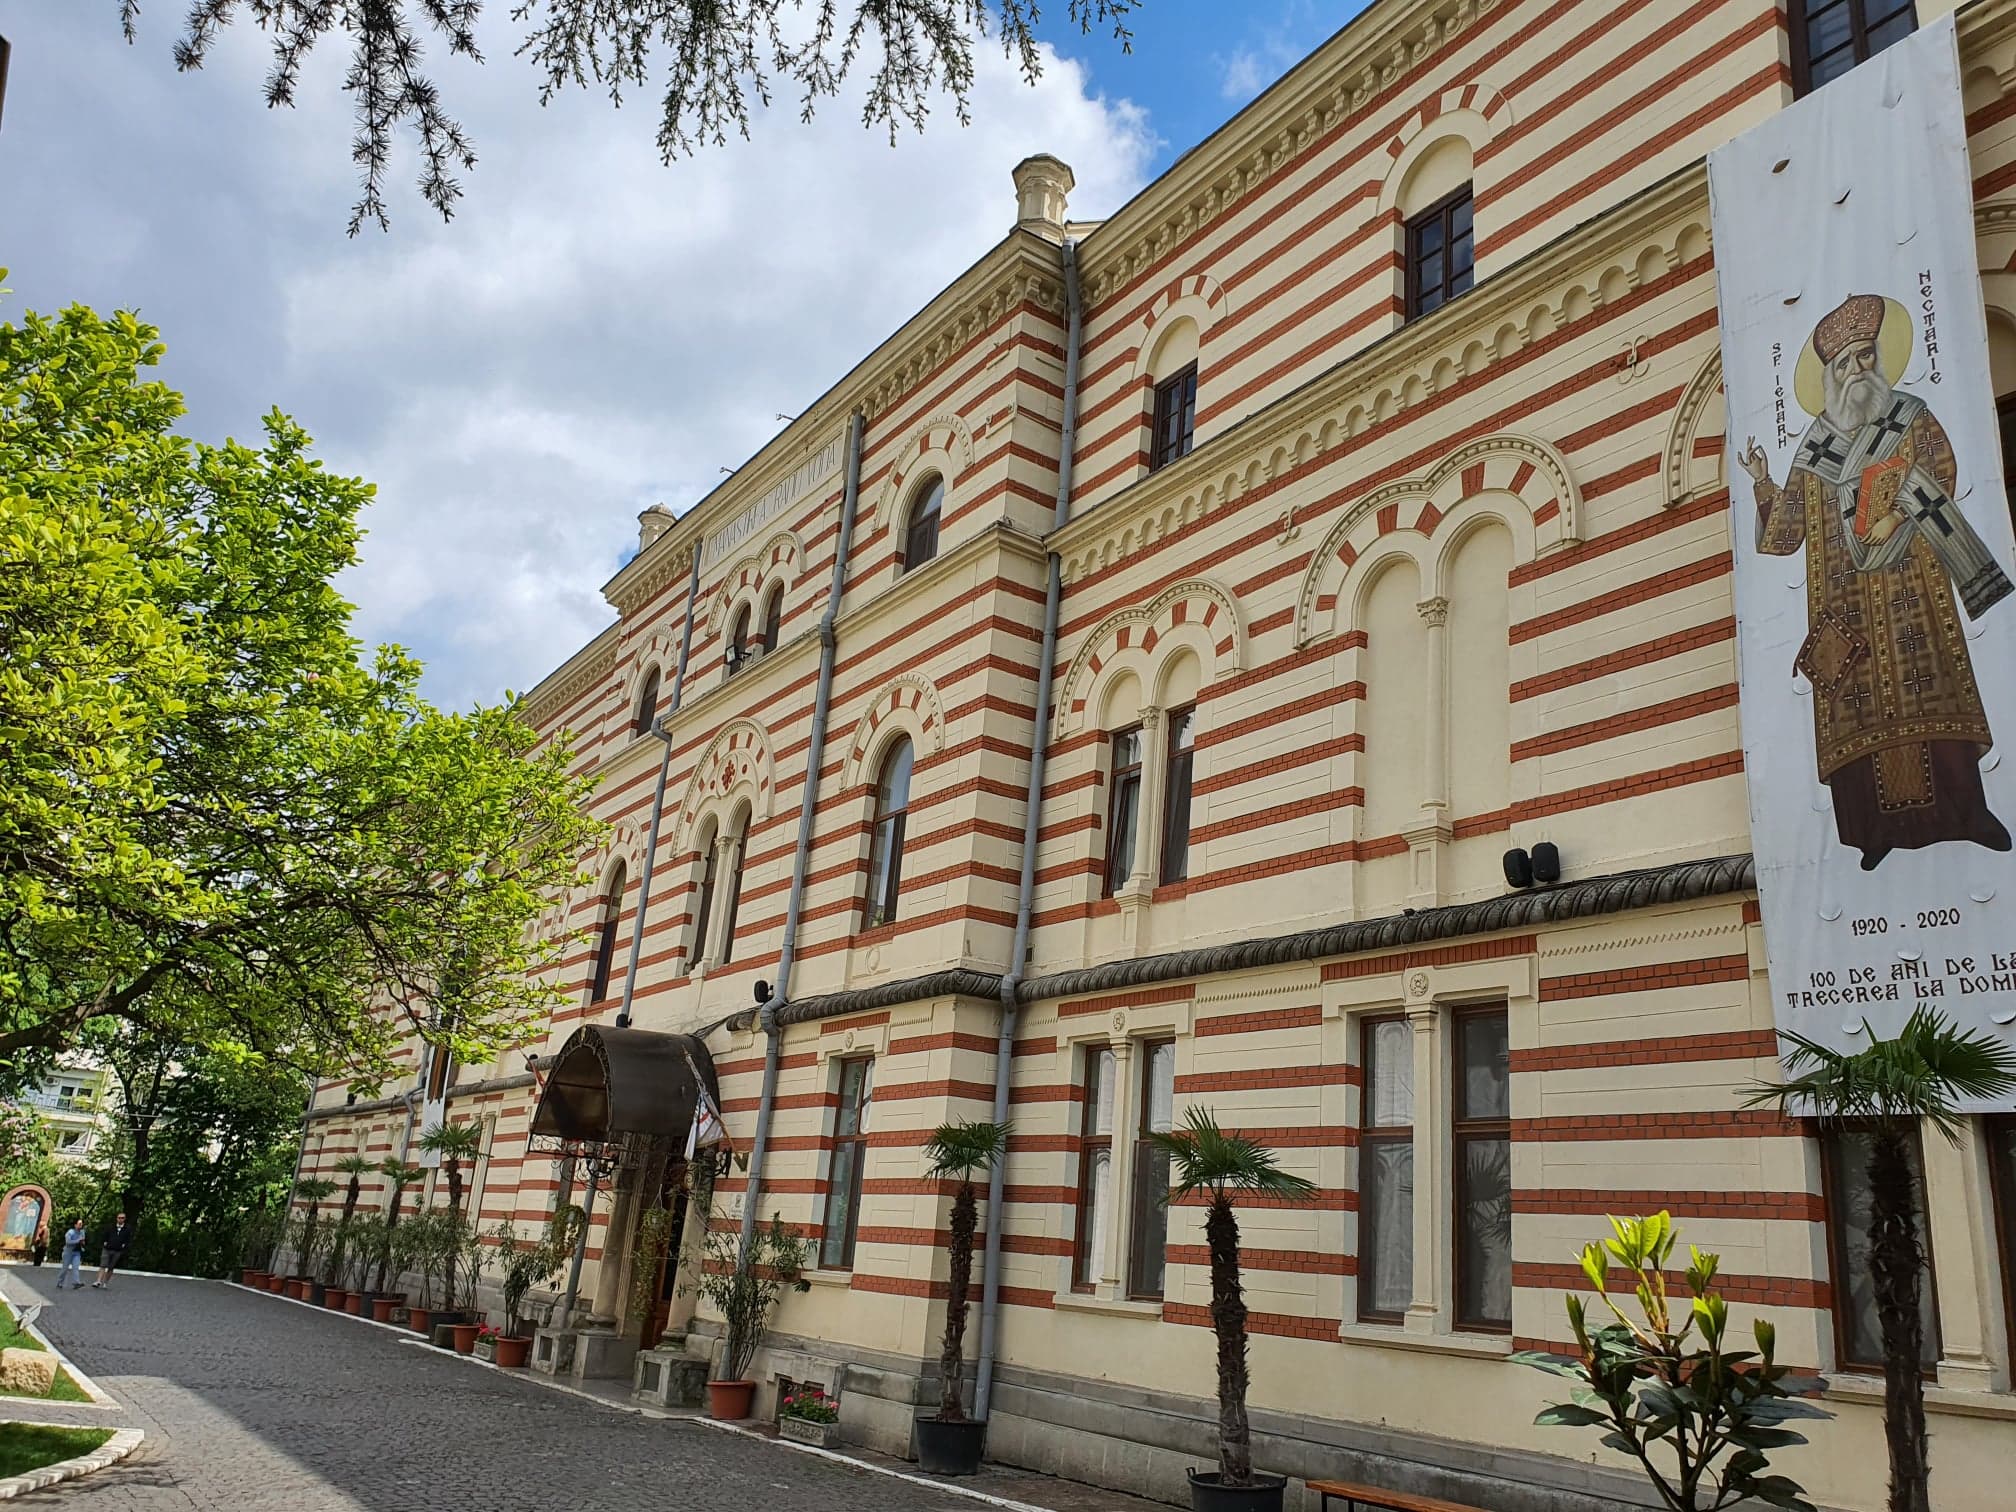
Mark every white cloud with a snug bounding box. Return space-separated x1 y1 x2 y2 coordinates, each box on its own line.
3 11 1154 710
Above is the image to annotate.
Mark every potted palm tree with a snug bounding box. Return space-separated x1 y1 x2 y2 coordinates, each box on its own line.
344 1215 386 1314
292 1179 338 1301
418 1121 486 1317
692 1213 812 1419
372 1159 423 1301
323 1154 374 1310
489 1219 564 1368
1149 1108 1315 1512
913 1119 1010 1476
1747 1008 2016 1512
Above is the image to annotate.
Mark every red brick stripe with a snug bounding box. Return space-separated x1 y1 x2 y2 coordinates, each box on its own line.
1540 955 1749 1001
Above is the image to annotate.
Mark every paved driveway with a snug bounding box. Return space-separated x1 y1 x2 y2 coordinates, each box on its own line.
0 1269 1022 1511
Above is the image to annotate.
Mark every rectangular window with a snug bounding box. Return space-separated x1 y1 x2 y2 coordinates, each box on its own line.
820 1059 874 1269
1404 186 1474 320
1150 363 1197 472
1160 707 1195 885
1823 1127 1940 1372
1791 0 1916 98
1104 726 1143 895
1989 1118 2016 1375
1072 1046 1116 1291
718 842 745 965
1452 1008 1512 1332
1359 1015 1414 1322
1127 1041 1177 1299
425 1046 453 1104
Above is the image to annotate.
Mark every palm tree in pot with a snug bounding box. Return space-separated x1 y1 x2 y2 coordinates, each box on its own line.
418 1121 485 1319
913 1119 1010 1475
373 1160 423 1297
1747 1009 2015 1512
323 1154 373 1297
1149 1108 1315 1512
292 1179 338 1297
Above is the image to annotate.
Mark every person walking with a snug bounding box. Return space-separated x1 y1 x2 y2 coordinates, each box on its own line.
94 1213 135 1288
57 1219 85 1290
29 1219 47 1268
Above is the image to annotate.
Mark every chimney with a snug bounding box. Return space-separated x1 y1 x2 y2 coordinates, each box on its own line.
1011 155 1075 242
637 503 675 551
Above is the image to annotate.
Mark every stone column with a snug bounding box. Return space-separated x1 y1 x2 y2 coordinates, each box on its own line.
1405 998 1445 1336
1098 1038 1137 1298
1924 1120 2004 1392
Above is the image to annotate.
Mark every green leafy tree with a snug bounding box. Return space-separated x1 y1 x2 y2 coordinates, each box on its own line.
692 1212 811 1383
116 1 1141 231
0 1104 44 1173
1 296 602 1085
1145 1108 1316 1491
1514 1213 1830 1511
921 1119 1009 1423
1747 1010 2016 1512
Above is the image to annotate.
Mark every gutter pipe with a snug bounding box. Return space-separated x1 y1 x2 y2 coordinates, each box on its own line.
614 544 702 1030
976 238 1080 1422
737 409 867 1262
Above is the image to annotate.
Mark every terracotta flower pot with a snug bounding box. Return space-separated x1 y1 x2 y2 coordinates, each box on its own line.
493 1335 531 1368
449 1323 482 1354
240 1269 262 1287
407 1307 432 1335
345 1292 366 1315
287 1279 309 1300
707 1380 757 1420
371 1297 397 1323
324 1288 348 1310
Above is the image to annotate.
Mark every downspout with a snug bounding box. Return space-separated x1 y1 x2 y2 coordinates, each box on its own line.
737 409 867 1262
976 238 1079 1422
615 544 702 1030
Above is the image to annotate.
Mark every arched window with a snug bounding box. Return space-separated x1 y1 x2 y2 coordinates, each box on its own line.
589 861 626 1003
718 812 748 964
689 827 718 967
865 737 914 928
727 605 752 677
760 585 784 656
901 476 943 574
632 667 661 736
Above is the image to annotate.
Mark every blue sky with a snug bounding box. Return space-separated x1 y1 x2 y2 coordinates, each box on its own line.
1 1 1368 709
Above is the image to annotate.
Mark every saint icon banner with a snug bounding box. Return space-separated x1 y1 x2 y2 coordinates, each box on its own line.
1709 14 2016 1099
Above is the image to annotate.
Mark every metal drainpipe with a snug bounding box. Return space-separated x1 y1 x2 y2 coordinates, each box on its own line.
976 238 1080 1423
615 545 701 1030
737 410 867 1263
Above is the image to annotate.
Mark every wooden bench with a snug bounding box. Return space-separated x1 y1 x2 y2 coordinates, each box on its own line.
1307 1479 1485 1512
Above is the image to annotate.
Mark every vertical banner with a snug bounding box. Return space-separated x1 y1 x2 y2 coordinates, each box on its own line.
1709 15 2016 1103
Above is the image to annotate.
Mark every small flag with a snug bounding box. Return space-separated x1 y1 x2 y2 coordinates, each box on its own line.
685 1087 725 1160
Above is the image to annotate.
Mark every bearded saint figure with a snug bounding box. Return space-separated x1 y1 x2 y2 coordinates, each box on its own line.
1740 293 2014 871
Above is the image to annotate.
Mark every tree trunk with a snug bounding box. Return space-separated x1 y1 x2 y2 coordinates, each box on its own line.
1206 1193 1252 1486
1867 1125 1932 1512
939 1178 977 1422
444 1160 463 1310
376 1188 403 1294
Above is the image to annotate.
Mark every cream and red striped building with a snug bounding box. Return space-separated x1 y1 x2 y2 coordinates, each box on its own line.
300 2 2016 1506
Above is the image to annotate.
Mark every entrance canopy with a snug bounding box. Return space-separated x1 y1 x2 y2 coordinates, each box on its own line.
527 1025 721 1168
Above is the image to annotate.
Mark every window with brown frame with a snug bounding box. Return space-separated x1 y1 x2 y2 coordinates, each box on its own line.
726 606 752 677
1150 363 1197 472
1127 1040 1177 1299
632 667 661 735
1452 1007 1512 1332
1822 1126 1940 1372
865 738 913 929
1160 706 1195 885
1790 0 1915 99
902 476 943 573
760 586 783 656
425 1045 453 1103
689 833 717 966
718 820 746 965
1404 186 1473 321
589 861 625 1003
819 1058 874 1268
1104 725 1143 895
1358 1014 1414 1322
1071 1045 1117 1291
1988 1117 2016 1376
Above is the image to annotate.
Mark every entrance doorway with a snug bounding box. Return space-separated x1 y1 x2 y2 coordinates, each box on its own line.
639 1166 690 1351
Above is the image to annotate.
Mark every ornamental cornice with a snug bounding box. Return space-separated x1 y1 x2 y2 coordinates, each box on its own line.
859 254 1066 421
517 626 618 733
1075 0 1504 308
606 538 697 618
1053 164 1711 584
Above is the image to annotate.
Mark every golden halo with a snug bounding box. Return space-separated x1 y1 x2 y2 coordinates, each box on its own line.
1793 296 1914 417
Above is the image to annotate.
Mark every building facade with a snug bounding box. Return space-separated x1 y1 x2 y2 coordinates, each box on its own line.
301 2 2016 1507
13 1061 114 1164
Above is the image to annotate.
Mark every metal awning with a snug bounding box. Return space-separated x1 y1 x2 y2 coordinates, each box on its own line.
527 1025 721 1168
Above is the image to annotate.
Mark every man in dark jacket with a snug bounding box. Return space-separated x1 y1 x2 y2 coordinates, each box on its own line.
94 1213 135 1288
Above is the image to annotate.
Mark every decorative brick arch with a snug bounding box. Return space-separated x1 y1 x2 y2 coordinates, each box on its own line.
1295 433 1579 646
623 630 679 723
868 412 975 538
1373 84 1510 223
706 530 803 637
1663 349 1726 509
840 675 947 790
675 719 776 850
571 823 643 917
1055 579 1245 737
1132 273 1231 381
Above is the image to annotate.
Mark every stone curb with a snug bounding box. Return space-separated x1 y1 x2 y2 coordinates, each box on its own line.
0 1426 144 1500
0 1288 118 1410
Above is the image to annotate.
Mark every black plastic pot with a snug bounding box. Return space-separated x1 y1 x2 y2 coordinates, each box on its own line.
1187 1470 1287 1512
913 1415 986 1476
305 1283 326 1307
